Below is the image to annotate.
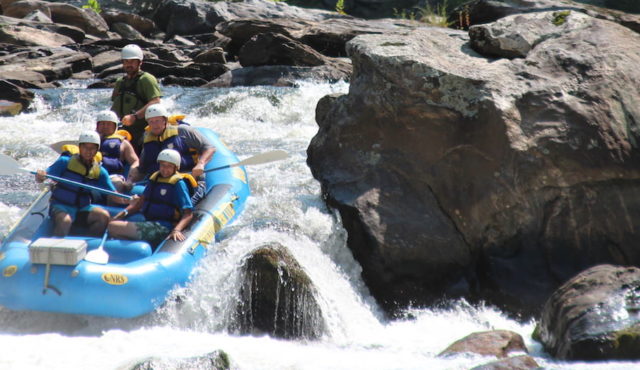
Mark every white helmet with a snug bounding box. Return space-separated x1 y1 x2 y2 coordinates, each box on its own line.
78 131 101 148
145 104 168 121
157 149 181 169
96 110 118 124
121 44 143 60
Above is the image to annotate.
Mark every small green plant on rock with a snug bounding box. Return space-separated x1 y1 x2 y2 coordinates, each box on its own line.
335 0 346 15
417 0 452 27
552 10 571 26
82 0 101 13
393 8 416 21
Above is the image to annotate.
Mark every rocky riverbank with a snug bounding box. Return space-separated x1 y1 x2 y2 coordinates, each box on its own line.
0 0 418 113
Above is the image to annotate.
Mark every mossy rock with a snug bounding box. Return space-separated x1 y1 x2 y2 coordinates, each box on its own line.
552 10 571 26
613 323 640 358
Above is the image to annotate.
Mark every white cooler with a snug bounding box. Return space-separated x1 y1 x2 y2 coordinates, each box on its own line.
29 238 87 265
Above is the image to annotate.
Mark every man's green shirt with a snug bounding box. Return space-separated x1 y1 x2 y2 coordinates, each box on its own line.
111 71 161 145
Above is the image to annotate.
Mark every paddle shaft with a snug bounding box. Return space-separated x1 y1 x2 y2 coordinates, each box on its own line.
32 171 132 200
204 150 288 173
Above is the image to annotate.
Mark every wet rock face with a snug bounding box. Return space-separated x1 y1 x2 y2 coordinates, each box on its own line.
308 11 640 315
0 79 34 110
232 244 326 340
537 264 640 361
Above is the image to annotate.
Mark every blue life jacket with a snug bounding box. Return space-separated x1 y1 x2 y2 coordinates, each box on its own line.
141 125 197 174
100 134 125 174
142 171 197 223
51 154 102 208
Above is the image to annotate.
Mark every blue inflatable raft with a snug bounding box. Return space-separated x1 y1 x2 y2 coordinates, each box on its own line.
0 128 250 318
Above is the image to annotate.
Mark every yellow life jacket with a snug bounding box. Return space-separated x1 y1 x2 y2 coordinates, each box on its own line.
67 154 102 179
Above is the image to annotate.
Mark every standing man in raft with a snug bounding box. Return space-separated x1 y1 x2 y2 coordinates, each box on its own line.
111 44 162 153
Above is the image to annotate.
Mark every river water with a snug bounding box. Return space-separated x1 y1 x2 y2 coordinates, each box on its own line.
0 82 633 369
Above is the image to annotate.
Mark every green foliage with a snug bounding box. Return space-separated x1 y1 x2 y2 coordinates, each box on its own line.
417 0 452 28
82 0 101 13
335 0 346 15
531 324 541 342
552 10 571 26
393 8 416 21
394 1 472 28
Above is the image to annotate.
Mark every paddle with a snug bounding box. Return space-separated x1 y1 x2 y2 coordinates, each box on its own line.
205 150 289 173
85 229 109 264
49 140 76 154
0 153 132 200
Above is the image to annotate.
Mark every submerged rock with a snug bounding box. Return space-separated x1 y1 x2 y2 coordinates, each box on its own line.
537 264 640 361
439 330 528 359
232 243 326 340
128 350 230 370
470 355 541 370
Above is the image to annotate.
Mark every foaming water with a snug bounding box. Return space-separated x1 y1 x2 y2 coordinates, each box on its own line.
0 81 632 369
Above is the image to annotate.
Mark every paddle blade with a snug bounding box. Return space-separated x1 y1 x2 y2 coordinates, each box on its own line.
49 140 76 154
235 150 289 167
0 153 32 176
85 247 109 264
85 230 109 264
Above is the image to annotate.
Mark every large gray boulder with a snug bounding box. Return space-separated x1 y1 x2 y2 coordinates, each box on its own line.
238 32 328 67
0 23 74 46
0 14 86 43
537 264 640 360
0 45 92 83
48 2 109 36
144 0 339 37
307 10 640 314
3 0 52 18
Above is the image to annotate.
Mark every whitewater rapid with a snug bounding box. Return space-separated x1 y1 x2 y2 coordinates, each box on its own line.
0 81 633 369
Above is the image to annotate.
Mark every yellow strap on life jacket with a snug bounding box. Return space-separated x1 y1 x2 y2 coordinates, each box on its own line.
115 130 132 142
143 115 186 133
61 144 79 155
104 133 125 142
168 114 186 125
61 145 102 162
149 171 198 188
179 172 198 188
67 154 101 179
143 124 179 144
